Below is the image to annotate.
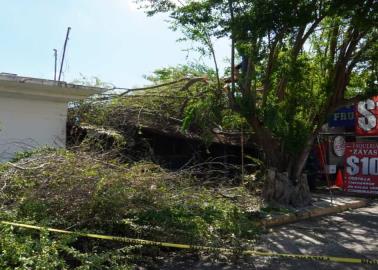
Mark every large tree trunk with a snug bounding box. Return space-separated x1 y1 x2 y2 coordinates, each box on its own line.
291 134 316 180
251 125 313 207
263 168 312 207
245 117 316 207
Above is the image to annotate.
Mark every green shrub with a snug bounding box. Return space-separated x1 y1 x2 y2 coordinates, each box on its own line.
0 149 261 267
0 226 66 269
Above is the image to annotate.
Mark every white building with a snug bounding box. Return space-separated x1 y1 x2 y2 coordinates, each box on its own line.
0 73 104 161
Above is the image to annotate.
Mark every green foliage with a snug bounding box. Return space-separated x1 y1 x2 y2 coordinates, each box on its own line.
126 186 259 244
0 149 262 267
138 0 378 175
182 91 221 142
0 222 134 269
10 151 35 163
69 64 249 147
262 51 325 155
144 63 216 82
9 146 57 163
0 224 67 269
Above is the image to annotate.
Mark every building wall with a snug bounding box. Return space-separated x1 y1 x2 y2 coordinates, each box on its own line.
0 96 67 161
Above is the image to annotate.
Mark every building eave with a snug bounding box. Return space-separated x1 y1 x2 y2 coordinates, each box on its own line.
0 73 105 102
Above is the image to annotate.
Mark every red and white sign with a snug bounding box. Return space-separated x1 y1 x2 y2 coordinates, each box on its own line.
344 142 378 195
355 96 378 136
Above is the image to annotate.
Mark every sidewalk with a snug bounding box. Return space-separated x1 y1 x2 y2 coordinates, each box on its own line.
259 193 368 227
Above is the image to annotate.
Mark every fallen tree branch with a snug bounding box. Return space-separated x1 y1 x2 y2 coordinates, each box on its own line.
117 77 207 96
6 162 48 170
0 180 7 192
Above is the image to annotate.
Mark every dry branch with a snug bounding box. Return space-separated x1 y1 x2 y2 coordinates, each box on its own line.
117 77 207 96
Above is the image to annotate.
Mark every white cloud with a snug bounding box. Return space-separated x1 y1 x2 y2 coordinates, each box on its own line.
126 0 139 12
115 0 190 13
124 0 191 11
112 0 140 12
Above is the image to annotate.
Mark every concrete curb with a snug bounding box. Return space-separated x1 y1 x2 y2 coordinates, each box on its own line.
258 198 368 228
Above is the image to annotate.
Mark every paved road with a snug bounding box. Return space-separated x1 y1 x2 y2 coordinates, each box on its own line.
157 201 378 270
253 201 378 270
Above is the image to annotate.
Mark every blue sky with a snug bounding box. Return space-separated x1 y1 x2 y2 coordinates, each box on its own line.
0 0 230 87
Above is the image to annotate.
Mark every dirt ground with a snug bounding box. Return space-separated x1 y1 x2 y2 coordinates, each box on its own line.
153 200 378 270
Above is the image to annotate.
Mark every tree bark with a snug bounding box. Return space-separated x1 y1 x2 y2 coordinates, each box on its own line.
291 134 317 180
247 117 282 168
247 118 313 207
263 168 311 206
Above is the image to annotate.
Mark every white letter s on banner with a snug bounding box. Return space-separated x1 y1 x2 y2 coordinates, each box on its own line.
357 99 376 132
346 156 359 175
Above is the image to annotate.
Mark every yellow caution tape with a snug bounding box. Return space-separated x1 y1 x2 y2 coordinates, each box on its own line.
1 221 377 265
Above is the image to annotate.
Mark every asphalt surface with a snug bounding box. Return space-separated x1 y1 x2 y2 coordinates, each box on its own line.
156 201 378 270
253 200 378 270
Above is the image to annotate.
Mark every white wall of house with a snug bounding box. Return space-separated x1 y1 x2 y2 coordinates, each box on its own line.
0 97 67 161
0 74 103 161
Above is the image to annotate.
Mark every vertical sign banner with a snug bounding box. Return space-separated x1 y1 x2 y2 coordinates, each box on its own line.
355 96 378 136
344 142 378 195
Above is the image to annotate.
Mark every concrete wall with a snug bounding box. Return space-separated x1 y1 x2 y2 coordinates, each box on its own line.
0 96 67 161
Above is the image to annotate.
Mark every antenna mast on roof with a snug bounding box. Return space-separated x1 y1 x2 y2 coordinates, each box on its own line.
58 27 71 82
53 49 57 81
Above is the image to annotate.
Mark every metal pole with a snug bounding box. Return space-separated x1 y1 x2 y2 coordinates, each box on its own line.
58 27 71 82
317 134 334 205
241 125 245 185
53 49 57 81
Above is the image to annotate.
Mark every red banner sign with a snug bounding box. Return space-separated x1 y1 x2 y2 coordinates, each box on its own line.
344 142 378 195
355 96 378 136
